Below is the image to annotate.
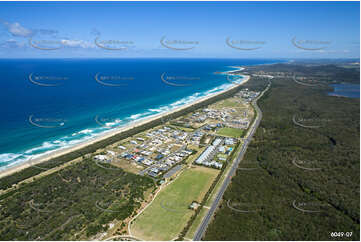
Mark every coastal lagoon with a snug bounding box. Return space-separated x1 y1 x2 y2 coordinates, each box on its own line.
328 83 360 98
0 58 280 171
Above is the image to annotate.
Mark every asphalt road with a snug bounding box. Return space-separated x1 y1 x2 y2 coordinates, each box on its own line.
193 82 271 241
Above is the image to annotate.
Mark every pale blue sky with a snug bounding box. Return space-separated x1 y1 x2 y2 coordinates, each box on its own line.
0 1 359 58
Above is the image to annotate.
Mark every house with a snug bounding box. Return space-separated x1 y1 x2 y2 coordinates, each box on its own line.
155 154 164 160
219 157 227 161
107 150 116 156
148 167 160 177
189 201 200 210
135 156 144 162
225 138 235 145
142 159 153 166
212 138 223 146
94 155 110 162
210 161 223 169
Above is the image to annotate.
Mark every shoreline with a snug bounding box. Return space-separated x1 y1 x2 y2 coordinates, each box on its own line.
0 72 250 179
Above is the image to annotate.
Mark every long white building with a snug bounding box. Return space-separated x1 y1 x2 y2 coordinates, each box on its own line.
195 138 223 165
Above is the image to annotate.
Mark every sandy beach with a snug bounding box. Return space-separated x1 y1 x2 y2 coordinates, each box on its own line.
0 72 250 179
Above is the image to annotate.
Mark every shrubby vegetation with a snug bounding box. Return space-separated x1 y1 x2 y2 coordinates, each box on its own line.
204 64 360 241
246 63 360 84
0 159 154 240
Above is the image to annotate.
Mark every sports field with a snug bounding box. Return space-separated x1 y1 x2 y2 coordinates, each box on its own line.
131 166 218 240
217 127 244 138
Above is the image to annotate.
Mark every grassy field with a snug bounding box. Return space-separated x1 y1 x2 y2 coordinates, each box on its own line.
213 98 245 108
111 158 143 174
131 167 218 241
217 127 244 138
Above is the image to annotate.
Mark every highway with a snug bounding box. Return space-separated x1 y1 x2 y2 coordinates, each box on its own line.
193 81 271 241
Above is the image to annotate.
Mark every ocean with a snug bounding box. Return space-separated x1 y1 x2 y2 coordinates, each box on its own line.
0 58 280 170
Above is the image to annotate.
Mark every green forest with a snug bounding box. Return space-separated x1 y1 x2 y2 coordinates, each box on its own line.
0 159 154 240
204 64 360 241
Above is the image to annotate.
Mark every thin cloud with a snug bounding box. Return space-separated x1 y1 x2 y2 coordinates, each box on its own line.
0 39 26 49
2 21 33 37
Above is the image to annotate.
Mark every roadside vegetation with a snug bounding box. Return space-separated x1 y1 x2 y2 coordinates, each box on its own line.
204 64 360 241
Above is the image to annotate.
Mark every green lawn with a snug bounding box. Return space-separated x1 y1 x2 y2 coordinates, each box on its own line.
213 98 243 108
217 127 244 138
220 99 239 107
131 167 218 241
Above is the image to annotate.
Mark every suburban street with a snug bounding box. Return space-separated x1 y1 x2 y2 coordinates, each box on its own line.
193 81 271 241
138 124 206 176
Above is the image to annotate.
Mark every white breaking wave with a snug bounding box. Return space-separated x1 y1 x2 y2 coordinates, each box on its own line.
0 74 246 171
0 153 22 163
72 129 94 136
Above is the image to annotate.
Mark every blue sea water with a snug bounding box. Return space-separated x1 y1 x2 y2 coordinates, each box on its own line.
0 58 280 170
328 83 360 98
